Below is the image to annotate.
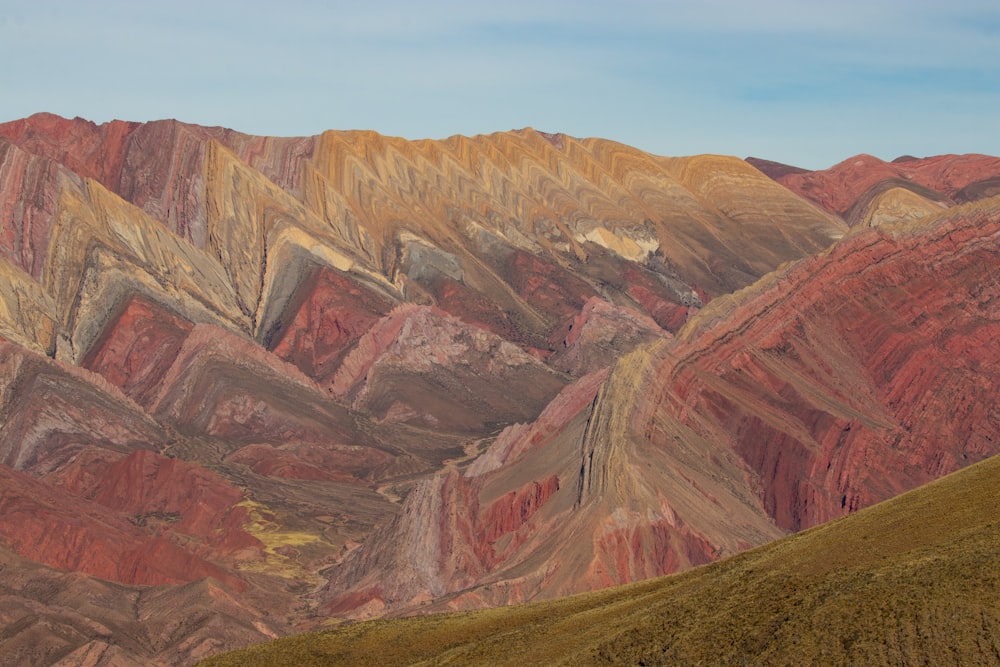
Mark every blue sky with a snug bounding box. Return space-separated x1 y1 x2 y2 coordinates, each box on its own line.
2 0 998 169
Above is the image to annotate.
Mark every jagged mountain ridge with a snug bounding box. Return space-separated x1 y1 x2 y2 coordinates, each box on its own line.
0 113 846 349
0 113 998 664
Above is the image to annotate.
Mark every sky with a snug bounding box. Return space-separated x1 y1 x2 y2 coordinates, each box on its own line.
1 0 998 169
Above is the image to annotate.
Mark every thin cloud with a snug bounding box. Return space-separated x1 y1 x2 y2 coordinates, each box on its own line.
0 1 997 168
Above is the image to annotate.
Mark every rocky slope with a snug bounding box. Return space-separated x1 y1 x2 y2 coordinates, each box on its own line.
0 112 996 663
202 451 1000 667
1 114 846 347
328 304 569 431
321 194 1000 617
0 542 285 667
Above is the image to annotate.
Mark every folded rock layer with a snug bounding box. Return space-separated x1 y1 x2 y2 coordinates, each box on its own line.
0 113 995 663
321 195 1000 617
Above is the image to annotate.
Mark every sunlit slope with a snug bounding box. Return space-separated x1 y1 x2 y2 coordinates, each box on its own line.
202 452 1000 666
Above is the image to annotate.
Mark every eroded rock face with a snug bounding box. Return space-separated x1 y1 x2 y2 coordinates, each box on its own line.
0 139 74 280
549 297 670 376
70 449 259 555
330 305 569 431
322 197 1000 618
0 464 246 589
322 352 780 616
81 293 195 406
0 342 167 474
0 342 262 591
267 266 397 383
0 544 285 667
655 197 1000 530
0 113 316 247
1 113 847 358
0 112 997 662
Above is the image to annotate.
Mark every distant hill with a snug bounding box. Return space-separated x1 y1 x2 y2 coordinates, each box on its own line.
751 151 1000 227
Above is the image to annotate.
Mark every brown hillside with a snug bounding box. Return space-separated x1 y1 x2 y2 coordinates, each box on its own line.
200 452 1000 666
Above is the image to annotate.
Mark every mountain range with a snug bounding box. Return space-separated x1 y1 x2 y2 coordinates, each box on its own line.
1 112 999 665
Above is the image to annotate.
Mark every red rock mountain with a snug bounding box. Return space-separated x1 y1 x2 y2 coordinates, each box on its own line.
0 112 997 663
320 196 1000 616
748 152 1000 227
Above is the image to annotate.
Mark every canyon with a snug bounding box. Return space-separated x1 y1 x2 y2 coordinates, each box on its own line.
0 113 998 664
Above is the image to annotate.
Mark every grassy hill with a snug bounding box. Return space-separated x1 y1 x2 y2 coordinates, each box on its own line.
201 453 1000 666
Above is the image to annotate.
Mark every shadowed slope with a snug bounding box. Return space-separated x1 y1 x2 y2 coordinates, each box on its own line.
200 452 1000 666
0 543 286 667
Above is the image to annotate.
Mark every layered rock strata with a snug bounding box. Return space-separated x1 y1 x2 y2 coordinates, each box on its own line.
0 112 995 662
322 195 1000 616
749 152 1000 227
